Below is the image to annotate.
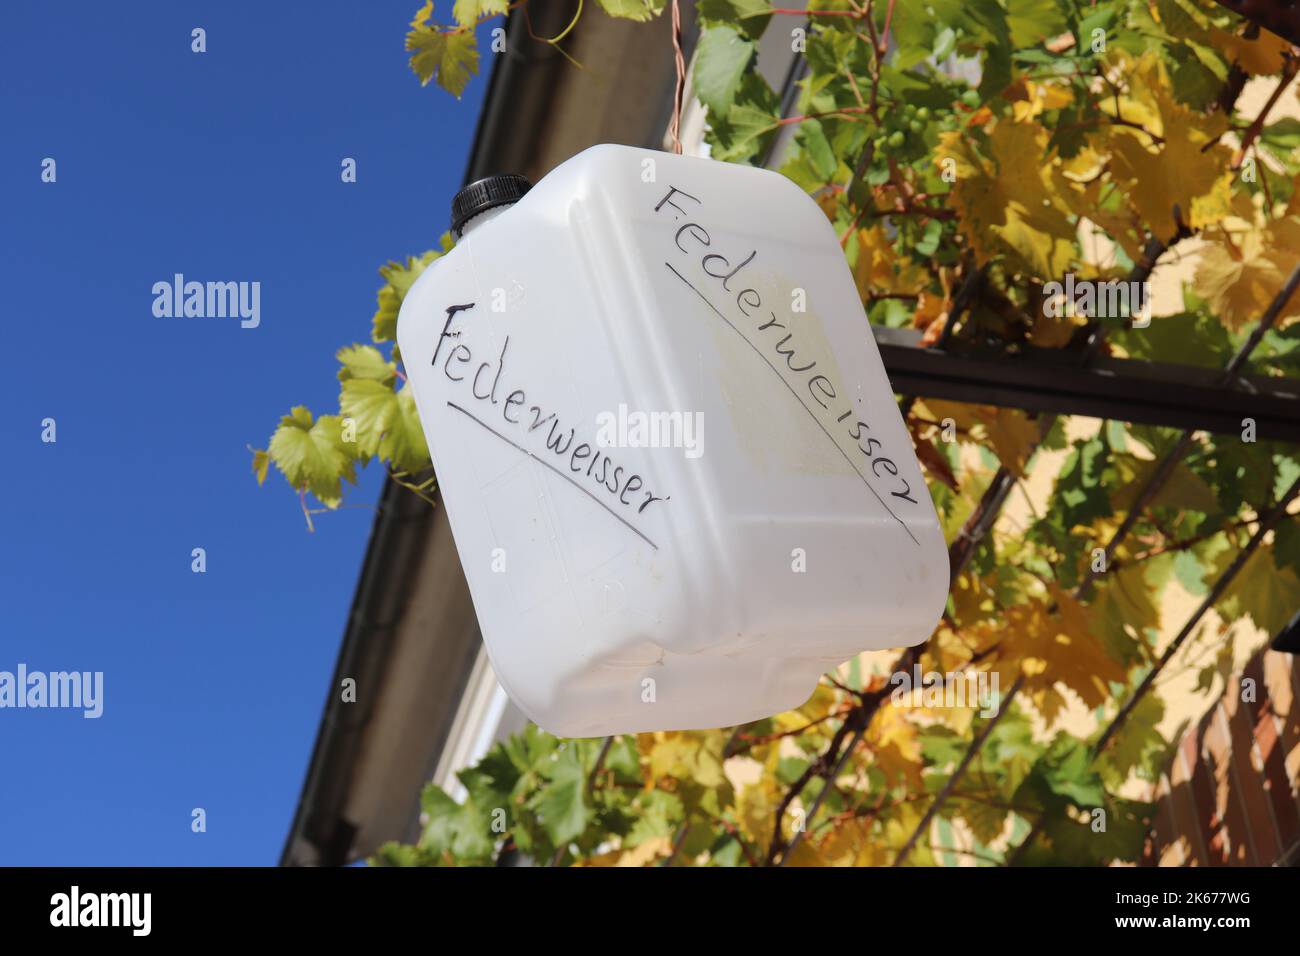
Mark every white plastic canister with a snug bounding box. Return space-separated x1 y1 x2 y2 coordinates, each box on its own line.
398 145 948 737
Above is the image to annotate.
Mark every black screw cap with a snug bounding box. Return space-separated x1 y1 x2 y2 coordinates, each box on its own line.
451 174 533 238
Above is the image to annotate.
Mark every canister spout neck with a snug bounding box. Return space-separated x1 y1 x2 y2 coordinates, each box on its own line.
450 173 533 241
456 203 514 240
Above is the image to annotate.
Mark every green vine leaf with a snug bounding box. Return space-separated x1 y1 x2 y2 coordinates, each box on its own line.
698 0 773 40
694 25 756 117
407 1 479 97
338 379 430 472
707 72 780 163
265 407 357 506
1213 548 1300 637
527 744 591 847
336 343 397 385
371 248 445 343
595 0 668 22
452 0 510 29
251 447 270 486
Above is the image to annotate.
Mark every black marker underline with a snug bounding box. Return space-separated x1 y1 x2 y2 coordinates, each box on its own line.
664 260 919 547
446 400 659 552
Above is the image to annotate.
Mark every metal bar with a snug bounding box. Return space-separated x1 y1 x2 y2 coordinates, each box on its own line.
898 260 987 419
875 327 1300 442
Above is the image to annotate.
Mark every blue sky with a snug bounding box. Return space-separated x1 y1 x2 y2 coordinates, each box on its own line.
0 2 492 864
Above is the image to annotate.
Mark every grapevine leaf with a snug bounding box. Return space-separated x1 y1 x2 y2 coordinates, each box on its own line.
452 0 509 28
406 4 479 98
1212 26 1290 76
595 0 668 22
528 744 589 846
1028 794 1152 865
1261 117 1300 155
988 587 1128 723
418 784 496 863
796 118 837 181
1096 693 1168 786
926 400 1039 478
1004 0 1067 49
1104 54 1233 240
624 790 683 847
1193 218 1300 331
336 343 397 384
694 25 755 117
707 72 780 163
938 119 1077 277
340 379 430 471
1214 548 1300 637
251 447 269 486
1114 308 1231 367
372 250 442 343
385 384 432 472
266 407 357 506
698 0 772 40
1275 520 1300 576
339 379 395 459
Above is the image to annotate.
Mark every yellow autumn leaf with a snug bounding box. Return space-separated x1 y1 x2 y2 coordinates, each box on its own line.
1009 78 1073 122
935 699 977 736
1031 306 1084 347
913 289 947 333
1104 54 1234 240
881 799 937 865
1064 178 1149 264
986 588 1128 721
813 185 840 221
646 731 727 788
869 705 925 788
1211 26 1291 76
926 399 1039 477
251 447 270 485
781 836 831 866
576 835 672 866
796 816 893 866
938 120 1078 278
736 778 781 849
951 571 1000 626
1262 216 1300 325
982 407 1040 478
852 224 927 298
927 623 968 664
1192 217 1300 330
